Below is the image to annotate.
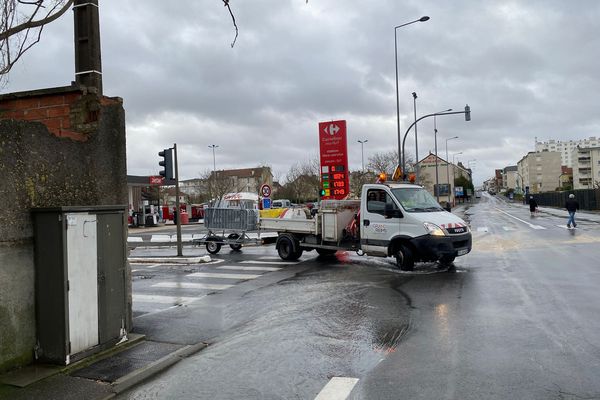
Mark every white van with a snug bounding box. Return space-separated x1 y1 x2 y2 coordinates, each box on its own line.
271 199 291 208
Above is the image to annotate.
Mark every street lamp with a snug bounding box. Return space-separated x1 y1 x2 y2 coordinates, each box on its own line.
412 92 419 183
358 139 368 172
208 144 219 198
445 136 458 204
433 108 452 202
395 16 430 168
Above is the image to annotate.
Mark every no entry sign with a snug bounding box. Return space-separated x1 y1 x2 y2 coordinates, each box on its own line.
318 120 349 200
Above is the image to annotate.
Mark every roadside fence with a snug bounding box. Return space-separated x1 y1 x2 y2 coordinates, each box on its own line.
532 188 600 211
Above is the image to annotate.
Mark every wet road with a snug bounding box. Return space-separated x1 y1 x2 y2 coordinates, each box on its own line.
119 195 600 399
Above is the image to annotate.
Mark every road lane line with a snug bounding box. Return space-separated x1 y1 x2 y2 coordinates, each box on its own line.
186 272 262 280
314 377 359 400
217 265 281 272
476 227 488 232
495 208 546 230
502 226 516 231
240 260 299 265
152 282 234 290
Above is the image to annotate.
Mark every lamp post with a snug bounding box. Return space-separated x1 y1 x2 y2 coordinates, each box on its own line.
412 92 419 183
452 151 463 205
208 144 218 198
395 16 430 168
358 139 368 172
445 136 459 204
433 108 452 202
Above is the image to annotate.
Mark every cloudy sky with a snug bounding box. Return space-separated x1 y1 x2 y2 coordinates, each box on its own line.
4 0 600 185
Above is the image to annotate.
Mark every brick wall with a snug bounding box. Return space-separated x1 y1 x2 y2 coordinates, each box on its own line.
0 84 129 373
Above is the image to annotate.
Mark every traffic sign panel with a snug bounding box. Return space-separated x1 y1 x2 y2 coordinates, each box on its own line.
260 184 272 198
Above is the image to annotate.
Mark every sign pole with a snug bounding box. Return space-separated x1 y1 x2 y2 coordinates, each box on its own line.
174 143 182 256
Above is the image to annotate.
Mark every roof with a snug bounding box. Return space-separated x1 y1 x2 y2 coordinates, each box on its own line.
217 167 271 178
504 166 518 172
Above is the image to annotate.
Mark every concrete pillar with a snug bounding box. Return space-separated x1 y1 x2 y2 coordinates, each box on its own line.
73 0 102 94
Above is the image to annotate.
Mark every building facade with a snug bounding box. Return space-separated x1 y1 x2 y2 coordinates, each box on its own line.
502 166 519 192
572 147 600 189
535 137 600 167
417 153 471 204
517 151 562 193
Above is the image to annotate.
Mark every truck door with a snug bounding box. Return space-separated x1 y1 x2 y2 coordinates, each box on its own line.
361 188 402 256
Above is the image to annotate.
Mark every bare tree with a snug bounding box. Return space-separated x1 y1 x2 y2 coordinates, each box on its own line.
281 156 320 203
1 0 239 85
1 0 72 85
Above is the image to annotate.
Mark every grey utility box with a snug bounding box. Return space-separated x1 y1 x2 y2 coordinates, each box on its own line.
32 206 130 365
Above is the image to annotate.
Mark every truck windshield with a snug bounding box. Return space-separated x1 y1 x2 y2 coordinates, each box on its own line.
391 187 444 212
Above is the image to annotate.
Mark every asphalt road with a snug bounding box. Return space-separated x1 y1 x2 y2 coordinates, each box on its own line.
119 195 600 399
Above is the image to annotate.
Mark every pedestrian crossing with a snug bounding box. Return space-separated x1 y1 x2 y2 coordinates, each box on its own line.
132 255 299 316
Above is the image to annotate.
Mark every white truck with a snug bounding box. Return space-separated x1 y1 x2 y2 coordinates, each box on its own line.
261 182 472 271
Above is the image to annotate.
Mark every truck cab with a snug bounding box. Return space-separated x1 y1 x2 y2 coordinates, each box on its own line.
360 183 471 270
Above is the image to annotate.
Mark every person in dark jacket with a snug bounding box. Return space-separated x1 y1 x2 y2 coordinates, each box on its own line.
565 193 579 228
528 196 538 216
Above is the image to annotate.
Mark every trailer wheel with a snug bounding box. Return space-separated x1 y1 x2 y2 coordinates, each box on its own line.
206 239 222 254
228 233 242 251
277 236 300 261
316 248 337 257
394 244 414 271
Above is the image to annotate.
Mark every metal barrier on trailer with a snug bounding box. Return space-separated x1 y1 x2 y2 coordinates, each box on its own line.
203 208 259 231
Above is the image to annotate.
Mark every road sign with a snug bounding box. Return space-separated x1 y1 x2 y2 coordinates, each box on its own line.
149 176 164 185
260 184 272 198
262 198 272 209
319 120 349 200
455 186 464 196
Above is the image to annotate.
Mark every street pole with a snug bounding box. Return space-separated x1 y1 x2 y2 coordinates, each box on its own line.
452 151 463 206
401 109 469 184
445 136 458 205
209 144 218 200
412 92 419 183
174 143 182 256
358 139 368 172
395 16 430 169
433 109 452 202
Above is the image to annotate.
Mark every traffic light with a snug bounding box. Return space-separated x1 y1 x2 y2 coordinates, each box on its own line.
464 104 471 121
158 148 174 180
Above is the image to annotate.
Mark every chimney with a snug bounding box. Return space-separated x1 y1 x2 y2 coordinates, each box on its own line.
73 0 102 94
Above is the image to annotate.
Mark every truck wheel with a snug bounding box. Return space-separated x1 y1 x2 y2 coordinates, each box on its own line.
438 255 455 266
206 239 222 254
277 236 297 261
228 233 242 251
395 245 414 271
316 248 337 257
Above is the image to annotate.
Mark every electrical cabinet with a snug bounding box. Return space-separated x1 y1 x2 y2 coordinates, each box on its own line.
32 206 129 365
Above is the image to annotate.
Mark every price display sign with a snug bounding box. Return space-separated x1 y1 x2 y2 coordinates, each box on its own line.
318 120 349 200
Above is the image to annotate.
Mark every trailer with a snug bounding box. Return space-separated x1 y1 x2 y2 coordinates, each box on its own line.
193 207 276 253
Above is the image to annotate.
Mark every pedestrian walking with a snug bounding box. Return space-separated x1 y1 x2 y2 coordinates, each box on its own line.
528 196 538 217
565 193 579 229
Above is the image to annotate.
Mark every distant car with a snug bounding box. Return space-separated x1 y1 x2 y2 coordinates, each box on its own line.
272 199 291 208
475 191 481 199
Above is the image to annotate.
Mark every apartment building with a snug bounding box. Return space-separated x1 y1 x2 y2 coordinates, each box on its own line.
517 151 562 193
535 137 600 167
572 147 600 189
502 166 519 192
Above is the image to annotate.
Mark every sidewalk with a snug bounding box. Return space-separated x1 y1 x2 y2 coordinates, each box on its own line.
501 197 600 223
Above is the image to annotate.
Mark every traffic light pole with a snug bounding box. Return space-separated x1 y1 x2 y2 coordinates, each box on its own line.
174 143 183 256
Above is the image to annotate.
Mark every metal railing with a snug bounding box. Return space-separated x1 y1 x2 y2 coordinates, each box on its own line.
203 208 259 231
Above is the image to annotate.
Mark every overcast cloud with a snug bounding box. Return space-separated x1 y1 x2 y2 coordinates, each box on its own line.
4 0 600 185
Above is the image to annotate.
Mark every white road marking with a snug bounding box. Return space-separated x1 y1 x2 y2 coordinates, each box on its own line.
257 256 285 260
127 237 143 242
186 272 262 280
152 282 234 290
240 260 299 265
204 259 226 265
314 377 359 400
218 265 281 272
150 234 171 243
476 227 488 232
132 294 198 304
502 226 516 231
495 208 546 230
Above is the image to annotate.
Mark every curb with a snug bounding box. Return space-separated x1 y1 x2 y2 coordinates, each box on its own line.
128 256 212 264
106 342 208 398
